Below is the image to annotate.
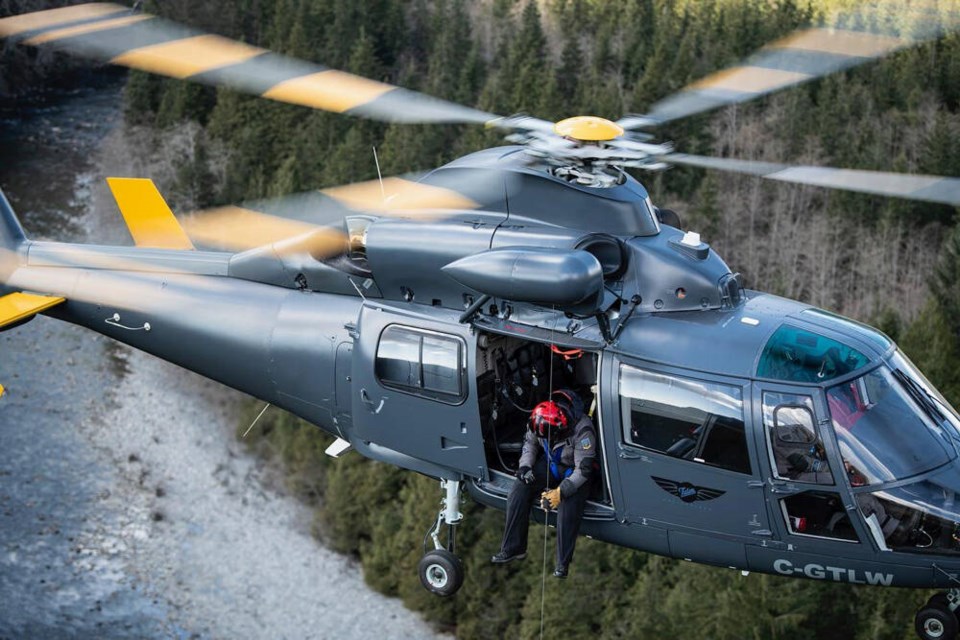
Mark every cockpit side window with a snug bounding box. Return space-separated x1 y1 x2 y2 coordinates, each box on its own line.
619 365 751 474
857 481 960 554
763 392 834 485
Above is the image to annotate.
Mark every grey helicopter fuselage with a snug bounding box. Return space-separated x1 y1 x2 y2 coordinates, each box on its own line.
3 146 960 590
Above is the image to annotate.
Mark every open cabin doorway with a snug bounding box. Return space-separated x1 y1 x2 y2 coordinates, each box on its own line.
474 331 613 513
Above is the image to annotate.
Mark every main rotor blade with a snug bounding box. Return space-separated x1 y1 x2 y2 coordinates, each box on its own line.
663 153 960 207
622 1 960 129
0 3 495 125
180 207 340 253
180 172 483 253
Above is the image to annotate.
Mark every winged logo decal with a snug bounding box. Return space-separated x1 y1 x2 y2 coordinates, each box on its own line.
652 476 726 503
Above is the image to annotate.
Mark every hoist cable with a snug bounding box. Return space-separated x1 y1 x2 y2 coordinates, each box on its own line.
539 310 561 640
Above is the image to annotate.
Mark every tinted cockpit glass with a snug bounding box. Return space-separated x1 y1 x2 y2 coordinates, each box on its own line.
800 309 893 353
828 366 954 485
757 324 870 383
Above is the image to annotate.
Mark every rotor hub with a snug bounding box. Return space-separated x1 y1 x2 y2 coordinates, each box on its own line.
553 116 624 142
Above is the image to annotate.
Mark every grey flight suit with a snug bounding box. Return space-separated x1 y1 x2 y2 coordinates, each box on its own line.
499 411 598 570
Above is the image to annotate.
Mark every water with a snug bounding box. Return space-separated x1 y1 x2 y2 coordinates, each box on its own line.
0 77 124 241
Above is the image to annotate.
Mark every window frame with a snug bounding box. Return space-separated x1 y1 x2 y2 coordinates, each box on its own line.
375 325 467 404
618 363 753 476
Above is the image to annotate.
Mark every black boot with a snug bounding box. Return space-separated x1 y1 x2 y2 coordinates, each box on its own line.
491 551 527 565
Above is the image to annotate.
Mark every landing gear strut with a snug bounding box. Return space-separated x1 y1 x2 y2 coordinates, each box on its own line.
916 589 960 640
418 479 464 597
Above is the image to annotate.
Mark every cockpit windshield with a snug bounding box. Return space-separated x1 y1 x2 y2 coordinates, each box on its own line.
827 359 955 486
892 350 960 433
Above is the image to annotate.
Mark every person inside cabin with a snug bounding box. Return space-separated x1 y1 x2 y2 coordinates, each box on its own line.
784 442 831 483
491 389 597 578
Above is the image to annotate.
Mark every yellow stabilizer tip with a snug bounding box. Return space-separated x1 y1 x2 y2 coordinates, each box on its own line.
106 177 195 250
0 383 5 398
554 116 624 142
0 292 65 329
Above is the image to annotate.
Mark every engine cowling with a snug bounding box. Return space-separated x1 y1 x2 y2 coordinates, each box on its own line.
442 247 604 316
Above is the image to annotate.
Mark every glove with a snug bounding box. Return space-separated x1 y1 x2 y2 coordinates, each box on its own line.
540 487 561 510
517 466 534 485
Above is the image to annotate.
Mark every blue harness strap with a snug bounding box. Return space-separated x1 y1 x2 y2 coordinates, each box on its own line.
542 440 573 482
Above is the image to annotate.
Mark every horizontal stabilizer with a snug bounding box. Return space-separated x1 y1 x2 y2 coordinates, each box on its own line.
0 292 65 329
107 177 195 250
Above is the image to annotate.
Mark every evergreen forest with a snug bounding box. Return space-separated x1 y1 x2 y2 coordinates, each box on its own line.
5 0 960 637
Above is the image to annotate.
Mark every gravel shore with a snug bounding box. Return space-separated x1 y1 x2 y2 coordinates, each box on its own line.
1 322 448 639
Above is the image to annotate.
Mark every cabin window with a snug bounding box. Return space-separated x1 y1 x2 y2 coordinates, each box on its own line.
376 326 465 402
619 365 751 475
763 392 834 485
780 491 858 542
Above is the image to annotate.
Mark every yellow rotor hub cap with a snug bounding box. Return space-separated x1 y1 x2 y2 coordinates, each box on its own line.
553 116 624 141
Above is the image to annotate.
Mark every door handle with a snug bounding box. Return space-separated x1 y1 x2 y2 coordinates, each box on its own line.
360 388 386 414
747 480 766 488
617 446 648 461
768 478 804 495
750 529 773 537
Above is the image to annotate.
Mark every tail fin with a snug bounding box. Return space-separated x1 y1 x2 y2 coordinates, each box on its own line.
0 187 27 250
106 178 194 250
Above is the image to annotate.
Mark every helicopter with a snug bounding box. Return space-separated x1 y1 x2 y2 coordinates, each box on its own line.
3 3 960 639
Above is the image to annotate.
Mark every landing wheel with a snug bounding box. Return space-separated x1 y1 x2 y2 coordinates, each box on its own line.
418 549 464 597
916 603 958 640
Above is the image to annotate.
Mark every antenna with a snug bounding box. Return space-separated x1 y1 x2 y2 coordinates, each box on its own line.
348 276 368 302
242 403 271 439
372 146 386 203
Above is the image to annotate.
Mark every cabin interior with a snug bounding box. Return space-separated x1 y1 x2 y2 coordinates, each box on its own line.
475 332 611 506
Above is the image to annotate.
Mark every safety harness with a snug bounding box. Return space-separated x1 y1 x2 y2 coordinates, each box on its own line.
541 439 574 482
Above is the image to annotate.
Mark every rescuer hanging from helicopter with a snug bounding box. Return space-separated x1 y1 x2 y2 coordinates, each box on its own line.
491 389 597 578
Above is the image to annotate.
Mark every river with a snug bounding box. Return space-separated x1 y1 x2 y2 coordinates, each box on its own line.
0 76 446 640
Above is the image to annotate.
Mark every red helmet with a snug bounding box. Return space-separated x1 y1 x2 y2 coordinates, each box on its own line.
529 400 568 437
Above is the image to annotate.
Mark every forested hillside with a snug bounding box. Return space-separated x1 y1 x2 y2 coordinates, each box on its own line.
9 0 960 637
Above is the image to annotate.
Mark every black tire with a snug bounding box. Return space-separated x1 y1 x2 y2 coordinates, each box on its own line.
418 549 464 597
916 604 959 640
